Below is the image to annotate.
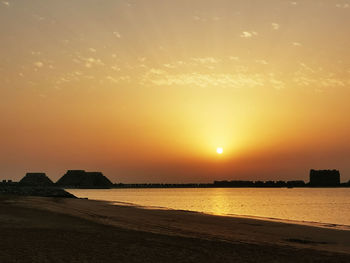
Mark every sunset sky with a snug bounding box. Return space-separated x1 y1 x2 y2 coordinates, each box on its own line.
1 0 350 183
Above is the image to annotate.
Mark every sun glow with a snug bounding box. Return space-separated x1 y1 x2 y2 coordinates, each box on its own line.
216 147 223 155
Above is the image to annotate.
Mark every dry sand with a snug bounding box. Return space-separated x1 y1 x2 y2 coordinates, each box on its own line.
0 195 349 262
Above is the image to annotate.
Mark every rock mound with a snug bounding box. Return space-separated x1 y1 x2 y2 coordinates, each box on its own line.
20 173 54 186
56 170 113 188
0 186 76 198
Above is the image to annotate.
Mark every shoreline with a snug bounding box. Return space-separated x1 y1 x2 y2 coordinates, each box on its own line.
9 196 350 252
1 195 350 262
109 200 350 231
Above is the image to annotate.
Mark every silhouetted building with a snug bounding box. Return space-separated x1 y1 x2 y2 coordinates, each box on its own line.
212 180 307 188
19 173 54 186
309 169 340 187
286 180 306 188
56 170 113 188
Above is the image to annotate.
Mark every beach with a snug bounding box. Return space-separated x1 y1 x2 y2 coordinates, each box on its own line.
0 195 349 262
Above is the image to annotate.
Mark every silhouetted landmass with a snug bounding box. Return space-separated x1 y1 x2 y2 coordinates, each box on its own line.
309 169 340 187
113 180 308 188
56 170 113 188
113 180 350 188
213 180 307 188
113 169 349 188
1 179 12 183
19 172 54 186
0 184 75 198
1 169 349 189
113 183 213 188
0 173 75 198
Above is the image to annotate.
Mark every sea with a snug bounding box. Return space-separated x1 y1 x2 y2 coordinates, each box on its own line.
67 188 350 227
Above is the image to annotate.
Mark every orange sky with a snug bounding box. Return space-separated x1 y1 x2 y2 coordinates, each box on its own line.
1 0 350 183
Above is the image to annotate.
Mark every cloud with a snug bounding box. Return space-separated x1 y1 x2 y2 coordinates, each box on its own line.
211 16 222 21
271 23 280 30
163 64 176 69
111 65 121 71
255 59 268 65
142 69 265 89
292 63 348 90
31 51 41 56
345 4 349 8
149 68 166 75
113 31 122 38
33 14 45 21
192 14 222 22
191 57 220 64
229 56 239 61
336 3 349 9
106 76 120 83
268 73 285 90
292 42 302 47
83 57 105 68
140 62 350 91
193 15 204 22
34 61 44 68
106 75 130 83
240 31 258 38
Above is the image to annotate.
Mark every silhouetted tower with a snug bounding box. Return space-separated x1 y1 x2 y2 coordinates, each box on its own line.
309 169 340 187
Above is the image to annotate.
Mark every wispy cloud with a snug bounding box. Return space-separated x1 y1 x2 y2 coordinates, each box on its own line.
240 31 258 38
142 69 265 89
193 15 204 22
113 31 122 38
292 42 302 47
191 57 220 64
336 3 349 8
106 75 130 83
229 56 239 61
34 61 44 68
255 59 268 65
192 13 222 22
292 63 347 91
271 23 280 30
82 57 105 68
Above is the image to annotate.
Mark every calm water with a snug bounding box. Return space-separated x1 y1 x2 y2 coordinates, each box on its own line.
67 188 350 226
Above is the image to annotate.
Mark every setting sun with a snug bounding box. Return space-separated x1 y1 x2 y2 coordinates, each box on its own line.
216 147 223 155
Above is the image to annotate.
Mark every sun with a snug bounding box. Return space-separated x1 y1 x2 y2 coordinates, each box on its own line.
216 147 223 154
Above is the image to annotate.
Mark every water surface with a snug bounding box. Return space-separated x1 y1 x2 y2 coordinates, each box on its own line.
67 188 350 226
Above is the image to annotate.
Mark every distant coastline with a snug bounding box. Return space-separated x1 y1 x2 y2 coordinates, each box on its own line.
111 181 350 189
2 179 350 190
1 169 349 190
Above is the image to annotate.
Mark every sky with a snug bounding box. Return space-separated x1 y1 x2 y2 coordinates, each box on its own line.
1 0 350 183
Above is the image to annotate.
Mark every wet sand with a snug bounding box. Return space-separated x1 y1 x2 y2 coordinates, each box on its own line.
1 195 349 262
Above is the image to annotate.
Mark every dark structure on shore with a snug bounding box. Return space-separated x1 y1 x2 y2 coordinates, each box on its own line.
56 170 113 188
212 180 306 188
309 169 340 187
19 173 54 186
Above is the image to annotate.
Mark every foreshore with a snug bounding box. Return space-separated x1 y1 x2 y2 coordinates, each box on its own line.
1 195 350 262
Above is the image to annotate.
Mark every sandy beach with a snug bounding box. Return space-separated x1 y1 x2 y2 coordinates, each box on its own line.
0 195 349 262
